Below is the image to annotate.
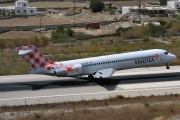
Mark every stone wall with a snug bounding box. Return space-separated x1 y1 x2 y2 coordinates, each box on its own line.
0 20 119 31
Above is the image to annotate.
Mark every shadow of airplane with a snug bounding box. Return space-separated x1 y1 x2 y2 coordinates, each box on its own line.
0 72 180 92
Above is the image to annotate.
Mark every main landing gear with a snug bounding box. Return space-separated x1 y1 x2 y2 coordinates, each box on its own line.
166 63 170 69
88 74 103 80
88 75 94 80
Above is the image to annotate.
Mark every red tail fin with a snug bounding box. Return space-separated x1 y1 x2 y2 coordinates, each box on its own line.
16 45 54 69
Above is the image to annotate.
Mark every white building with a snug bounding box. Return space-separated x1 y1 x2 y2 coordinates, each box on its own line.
59 11 66 18
122 6 132 14
167 0 180 9
14 0 37 15
0 0 37 15
122 6 177 17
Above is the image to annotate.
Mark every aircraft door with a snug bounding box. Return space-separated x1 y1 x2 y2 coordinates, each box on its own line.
159 54 163 61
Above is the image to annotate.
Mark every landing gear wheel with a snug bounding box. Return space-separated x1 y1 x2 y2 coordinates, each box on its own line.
99 76 103 79
88 75 94 80
166 63 170 69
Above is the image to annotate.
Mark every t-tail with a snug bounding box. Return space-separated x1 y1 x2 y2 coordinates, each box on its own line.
15 45 55 74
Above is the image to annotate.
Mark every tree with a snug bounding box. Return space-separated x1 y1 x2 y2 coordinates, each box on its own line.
90 0 105 13
115 27 129 36
171 22 180 36
159 20 167 26
159 0 167 6
66 27 74 37
148 23 166 37
50 26 74 43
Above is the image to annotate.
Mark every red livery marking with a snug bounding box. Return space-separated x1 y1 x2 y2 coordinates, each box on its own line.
66 66 73 71
29 54 34 58
40 63 45 67
35 58 40 63
17 45 54 70
75 68 79 72
46 62 57 70
59 63 63 66
154 54 159 59
65 65 74 74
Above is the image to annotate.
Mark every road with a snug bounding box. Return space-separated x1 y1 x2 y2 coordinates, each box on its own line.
0 66 180 106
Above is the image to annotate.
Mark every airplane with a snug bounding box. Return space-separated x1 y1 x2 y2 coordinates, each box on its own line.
15 45 177 79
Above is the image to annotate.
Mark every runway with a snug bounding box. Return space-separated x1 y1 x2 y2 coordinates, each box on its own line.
0 66 180 106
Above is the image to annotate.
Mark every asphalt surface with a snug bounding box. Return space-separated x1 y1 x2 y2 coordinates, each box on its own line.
0 66 180 106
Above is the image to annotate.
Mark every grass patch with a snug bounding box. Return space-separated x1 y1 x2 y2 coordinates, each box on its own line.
116 95 124 99
33 112 43 119
1 36 180 75
173 15 180 20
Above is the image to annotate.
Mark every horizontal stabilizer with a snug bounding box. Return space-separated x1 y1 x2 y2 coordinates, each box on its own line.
15 45 35 55
18 49 33 55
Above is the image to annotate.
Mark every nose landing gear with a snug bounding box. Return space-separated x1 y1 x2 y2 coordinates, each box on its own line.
166 63 170 69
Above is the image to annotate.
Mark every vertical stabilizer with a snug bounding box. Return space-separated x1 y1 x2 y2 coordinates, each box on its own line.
16 45 54 69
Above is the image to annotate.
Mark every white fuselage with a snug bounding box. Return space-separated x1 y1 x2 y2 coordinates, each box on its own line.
30 49 176 77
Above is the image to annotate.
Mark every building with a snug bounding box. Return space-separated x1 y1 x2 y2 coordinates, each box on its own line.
0 6 15 15
84 22 100 29
122 0 180 17
15 0 37 15
167 0 180 9
0 0 37 16
122 6 178 17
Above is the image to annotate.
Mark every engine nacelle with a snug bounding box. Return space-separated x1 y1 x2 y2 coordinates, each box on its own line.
54 68 66 77
54 64 83 77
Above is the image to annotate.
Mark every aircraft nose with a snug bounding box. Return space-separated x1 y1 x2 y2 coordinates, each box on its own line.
173 55 177 60
170 54 177 61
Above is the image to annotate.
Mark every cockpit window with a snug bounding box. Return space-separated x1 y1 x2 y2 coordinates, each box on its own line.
164 51 168 55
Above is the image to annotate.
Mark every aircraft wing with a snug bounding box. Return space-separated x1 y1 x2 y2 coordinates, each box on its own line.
94 68 116 78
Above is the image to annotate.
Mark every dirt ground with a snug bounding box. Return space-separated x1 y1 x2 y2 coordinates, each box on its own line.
0 10 121 27
0 9 128 39
0 20 132 39
105 0 158 7
0 1 155 27
1 95 180 120
0 31 48 39
0 0 158 39
75 21 132 35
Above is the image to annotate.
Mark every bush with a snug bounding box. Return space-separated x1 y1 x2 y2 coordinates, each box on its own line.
90 0 105 13
142 99 151 107
33 112 43 118
142 36 150 42
159 0 167 6
173 15 180 20
116 95 124 99
159 20 167 26
148 23 166 37
50 26 74 43
75 32 87 40
66 27 74 37
115 27 130 36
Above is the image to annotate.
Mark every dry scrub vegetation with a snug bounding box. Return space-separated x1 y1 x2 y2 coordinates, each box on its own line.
15 106 180 120
1 95 180 120
1 36 180 75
